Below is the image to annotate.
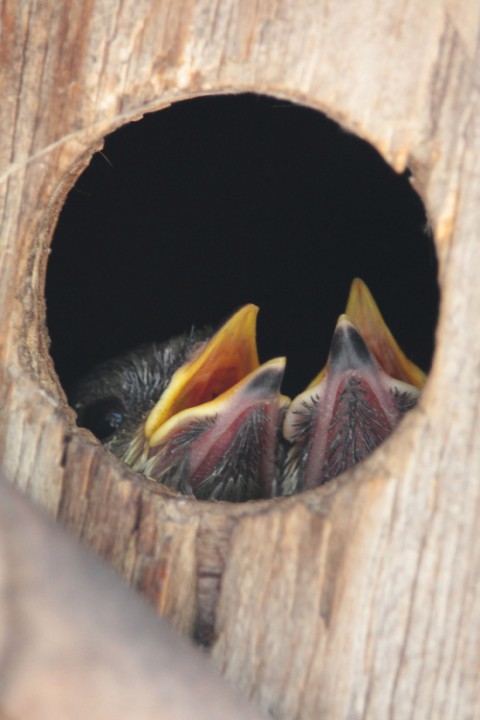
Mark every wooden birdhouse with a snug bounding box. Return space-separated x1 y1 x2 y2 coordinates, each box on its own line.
1 1 479 718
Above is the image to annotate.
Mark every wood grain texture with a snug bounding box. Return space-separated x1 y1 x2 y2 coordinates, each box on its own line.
0 477 266 720
1 0 480 718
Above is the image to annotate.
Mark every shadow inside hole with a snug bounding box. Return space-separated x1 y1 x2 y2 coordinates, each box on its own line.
46 93 438 399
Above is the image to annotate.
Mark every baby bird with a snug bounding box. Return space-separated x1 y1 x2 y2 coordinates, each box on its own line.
70 306 287 502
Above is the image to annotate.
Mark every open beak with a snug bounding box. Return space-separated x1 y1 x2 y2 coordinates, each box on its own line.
144 304 260 438
125 305 288 502
345 278 426 388
281 314 420 494
304 278 426 393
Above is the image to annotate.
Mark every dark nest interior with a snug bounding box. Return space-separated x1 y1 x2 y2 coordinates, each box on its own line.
46 93 438 403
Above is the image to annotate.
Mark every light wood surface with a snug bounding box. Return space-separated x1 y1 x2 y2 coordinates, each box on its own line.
1 1 479 717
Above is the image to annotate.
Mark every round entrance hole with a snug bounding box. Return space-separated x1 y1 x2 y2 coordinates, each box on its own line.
46 93 439 500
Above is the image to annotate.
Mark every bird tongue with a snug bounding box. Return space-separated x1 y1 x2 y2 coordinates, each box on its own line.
281 315 420 493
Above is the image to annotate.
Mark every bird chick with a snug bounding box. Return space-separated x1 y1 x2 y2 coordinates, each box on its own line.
70 306 287 502
70 330 210 459
277 278 425 495
279 315 420 495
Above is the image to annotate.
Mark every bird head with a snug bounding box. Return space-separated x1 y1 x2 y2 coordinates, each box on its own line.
280 313 420 494
71 305 288 502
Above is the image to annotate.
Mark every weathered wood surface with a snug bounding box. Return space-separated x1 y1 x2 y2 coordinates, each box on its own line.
1 1 480 718
0 477 265 720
